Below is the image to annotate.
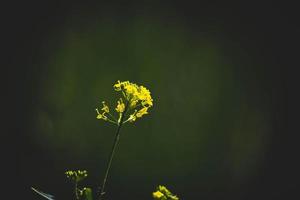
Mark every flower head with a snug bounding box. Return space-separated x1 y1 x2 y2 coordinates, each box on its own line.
96 80 153 125
65 170 88 182
113 80 153 107
152 185 179 200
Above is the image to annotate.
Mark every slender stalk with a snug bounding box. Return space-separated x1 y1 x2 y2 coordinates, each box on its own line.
98 105 128 200
75 181 79 200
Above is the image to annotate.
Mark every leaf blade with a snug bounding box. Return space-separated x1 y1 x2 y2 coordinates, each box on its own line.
31 187 55 200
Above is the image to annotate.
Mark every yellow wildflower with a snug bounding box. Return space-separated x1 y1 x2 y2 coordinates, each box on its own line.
65 170 88 182
96 102 109 121
113 80 153 109
113 80 129 91
115 98 125 113
153 191 164 199
96 108 108 121
101 101 109 113
97 80 153 124
152 185 179 200
128 114 137 122
136 107 148 118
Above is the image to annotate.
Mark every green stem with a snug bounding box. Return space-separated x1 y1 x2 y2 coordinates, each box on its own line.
98 105 128 200
75 181 79 200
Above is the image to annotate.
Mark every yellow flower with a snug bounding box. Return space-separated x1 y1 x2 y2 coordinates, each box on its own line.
114 80 153 109
101 101 109 113
113 80 129 91
123 110 136 122
153 191 164 199
115 98 125 113
96 101 110 121
97 80 153 124
152 185 179 200
96 108 108 121
136 107 148 118
65 170 88 182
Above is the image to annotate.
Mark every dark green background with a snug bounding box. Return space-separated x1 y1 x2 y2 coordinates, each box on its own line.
6 1 293 200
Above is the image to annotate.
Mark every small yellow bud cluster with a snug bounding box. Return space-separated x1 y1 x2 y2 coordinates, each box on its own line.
116 98 125 113
65 170 88 182
152 185 179 200
96 101 109 120
96 80 153 125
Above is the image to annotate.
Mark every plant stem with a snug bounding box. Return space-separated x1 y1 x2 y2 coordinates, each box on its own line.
75 181 79 200
98 110 127 200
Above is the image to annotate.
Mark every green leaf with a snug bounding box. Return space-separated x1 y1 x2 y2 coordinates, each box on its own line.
31 187 55 200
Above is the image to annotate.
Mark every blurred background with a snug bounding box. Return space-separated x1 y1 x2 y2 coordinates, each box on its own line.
5 1 295 200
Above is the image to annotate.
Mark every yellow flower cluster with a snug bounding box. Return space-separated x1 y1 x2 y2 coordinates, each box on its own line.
114 80 153 108
65 170 88 182
96 101 109 120
153 191 164 199
96 80 153 124
152 185 179 200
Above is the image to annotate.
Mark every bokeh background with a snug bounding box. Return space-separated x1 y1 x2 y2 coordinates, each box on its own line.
6 1 294 200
